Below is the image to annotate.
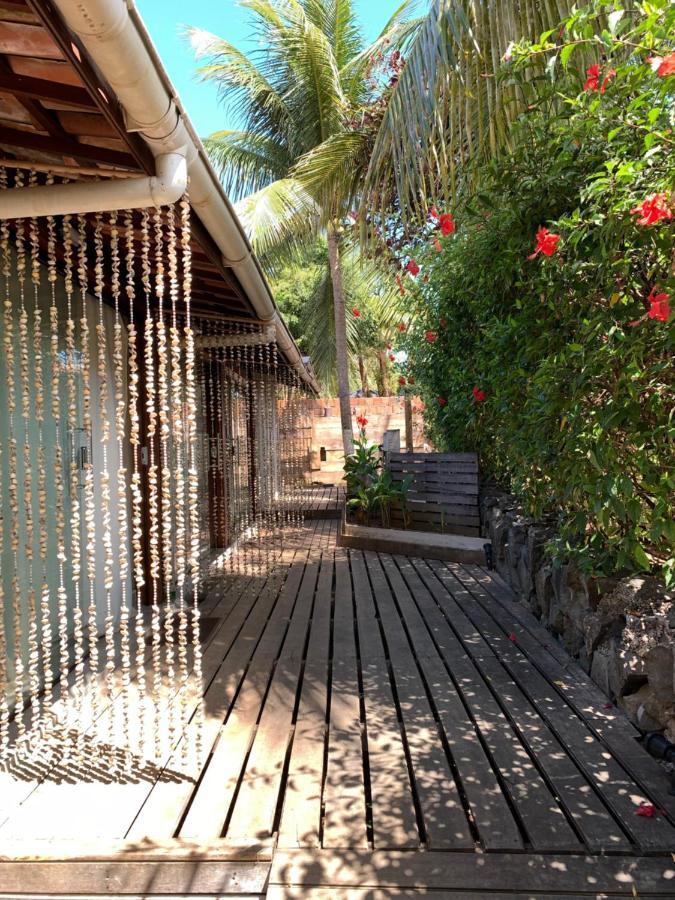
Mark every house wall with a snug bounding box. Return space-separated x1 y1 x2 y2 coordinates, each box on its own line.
0 253 131 692
297 396 428 484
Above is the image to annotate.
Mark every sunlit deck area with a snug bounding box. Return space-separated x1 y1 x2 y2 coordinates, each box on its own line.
1 520 675 898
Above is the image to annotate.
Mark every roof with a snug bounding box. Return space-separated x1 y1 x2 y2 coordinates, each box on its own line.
0 0 318 392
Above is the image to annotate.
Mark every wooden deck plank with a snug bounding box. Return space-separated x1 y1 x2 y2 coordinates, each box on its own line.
270 849 675 893
270 889 671 900
0 576 257 841
370 557 523 851
0 576 243 831
367 553 474 850
277 555 333 849
126 567 291 841
7 521 675 897
389 556 580 853
177 559 310 839
321 551 369 849
443 563 675 851
466 564 675 821
225 559 321 842
412 558 631 854
339 524 487 563
0 861 269 895
350 551 420 849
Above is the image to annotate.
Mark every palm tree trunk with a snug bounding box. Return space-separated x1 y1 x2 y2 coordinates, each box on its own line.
327 226 353 456
378 350 390 396
358 355 369 396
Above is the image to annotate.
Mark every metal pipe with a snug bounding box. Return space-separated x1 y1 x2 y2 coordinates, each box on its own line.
0 151 187 219
643 732 675 795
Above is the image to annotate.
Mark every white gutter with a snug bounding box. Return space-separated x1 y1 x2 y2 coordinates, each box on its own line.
24 0 318 394
0 151 187 218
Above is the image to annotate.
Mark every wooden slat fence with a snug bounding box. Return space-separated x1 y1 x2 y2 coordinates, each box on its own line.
386 452 480 536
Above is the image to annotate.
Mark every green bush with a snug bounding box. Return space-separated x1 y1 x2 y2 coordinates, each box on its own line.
400 1 674 583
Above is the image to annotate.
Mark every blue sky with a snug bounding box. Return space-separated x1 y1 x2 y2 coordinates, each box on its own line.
137 0 408 139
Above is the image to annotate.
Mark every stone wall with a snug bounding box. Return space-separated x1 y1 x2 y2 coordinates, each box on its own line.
297 396 427 484
481 489 675 740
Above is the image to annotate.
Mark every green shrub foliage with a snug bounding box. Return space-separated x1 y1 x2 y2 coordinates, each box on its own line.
400 1 674 583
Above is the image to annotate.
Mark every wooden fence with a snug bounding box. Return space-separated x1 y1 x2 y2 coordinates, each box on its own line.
387 452 480 536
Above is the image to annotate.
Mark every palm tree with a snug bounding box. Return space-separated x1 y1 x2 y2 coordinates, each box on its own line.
358 0 579 234
270 238 404 394
187 0 419 454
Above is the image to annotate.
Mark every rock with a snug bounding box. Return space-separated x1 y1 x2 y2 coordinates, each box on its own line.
619 683 663 731
548 565 570 635
480 489 674 730
535 564 553 620
644 645 674 700
665 717 675 744
590 641 618 698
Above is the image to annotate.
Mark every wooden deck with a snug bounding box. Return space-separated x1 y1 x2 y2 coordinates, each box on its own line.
2 519 675 897
292 484 345 519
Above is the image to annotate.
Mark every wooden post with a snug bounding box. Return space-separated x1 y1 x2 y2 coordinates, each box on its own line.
404 397 413 452
247 380 257 518
204 359 228 549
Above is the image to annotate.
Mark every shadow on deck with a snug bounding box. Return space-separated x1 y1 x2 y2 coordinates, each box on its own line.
1 520 674 898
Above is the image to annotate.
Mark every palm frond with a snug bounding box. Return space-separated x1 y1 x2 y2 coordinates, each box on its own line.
275 8 346 144
235 177 322 272
204 130 292 201
185 27 294 142
290 131 370 218
359 0 577 233
300 262 338 390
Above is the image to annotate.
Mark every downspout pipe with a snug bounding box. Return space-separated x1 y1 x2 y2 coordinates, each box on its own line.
48 0 319 394
0 152 187 219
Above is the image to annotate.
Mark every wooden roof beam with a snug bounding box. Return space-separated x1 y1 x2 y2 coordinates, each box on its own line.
0 122 137 167
0 70 95 108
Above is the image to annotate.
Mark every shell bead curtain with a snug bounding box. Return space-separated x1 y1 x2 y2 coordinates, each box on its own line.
0 170 203 772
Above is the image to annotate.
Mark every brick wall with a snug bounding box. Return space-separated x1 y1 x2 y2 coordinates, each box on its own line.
297 396 428 484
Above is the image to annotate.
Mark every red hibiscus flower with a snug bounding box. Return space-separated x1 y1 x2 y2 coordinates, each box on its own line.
352 307 361 317
407 376 415 385
437 396 447 407
389 354 395 362
647 287 671 322
398 376 406 386
433 238 442 253
631 193 672 226
584 63 600 91
528 227 561 259
406 259 420 277
636 803 657 818
657 52 675 77
396 274 406 295
356 414 368 429
439 213 455 236
439 317 447 328
429 206 439 220
600 68 616 93
398 322 407 333
425 331 437 344
472 386 486 402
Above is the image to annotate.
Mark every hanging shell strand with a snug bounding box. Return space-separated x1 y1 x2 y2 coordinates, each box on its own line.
0 173 225 770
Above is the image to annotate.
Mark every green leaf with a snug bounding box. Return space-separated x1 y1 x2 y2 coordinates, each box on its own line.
560 42 577 68
633 544 651 571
